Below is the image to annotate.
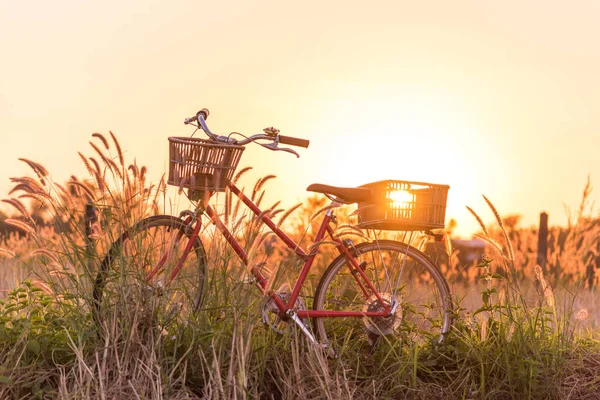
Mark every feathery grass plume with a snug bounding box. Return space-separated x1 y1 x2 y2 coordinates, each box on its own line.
0 247 15 258
2 198 31 219
498 288 506 306
9 178 48 196
52 182 77 211
232 215 247 233
255 191 265 208
337 230 370 242
337 223 366 234
483 195 515 265
54 182 69 198
89 157 101 175
232 166 253 184
534 265 555 308
250 208 274 228
269 208 284 219
9 177 46 195
466 205 488 236
507 322 516 342
474 234 504 257
128 163 139 178
480 317 488 341
18 158 48 181
577 174 593 221
310 204 338 222
31 279 54 295
109 130 124 168
91 169 107 193
28 249 60 264
444 229 453 257
225 188 232 225
266 201 281 218
125 169 133 198
10 176 41 186
149 174 166 211
308 240 340 256
251 175 276 202
17 193 51 205
78 152 96 178
337 224 370 241
8 183 36 196
277 202 303 228
92 132 110 150
90 141 122 179
67 180 95 201
231 188 245 223
4 218 36 236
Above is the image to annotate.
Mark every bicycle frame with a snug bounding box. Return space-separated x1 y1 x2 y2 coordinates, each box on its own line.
146 181 394 324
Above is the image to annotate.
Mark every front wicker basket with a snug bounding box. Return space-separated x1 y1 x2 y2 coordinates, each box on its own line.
356 180 449 231
168 137 245 193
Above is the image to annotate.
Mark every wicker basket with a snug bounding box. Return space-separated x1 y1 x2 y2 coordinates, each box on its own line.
356 180 449 231
168 137 245 193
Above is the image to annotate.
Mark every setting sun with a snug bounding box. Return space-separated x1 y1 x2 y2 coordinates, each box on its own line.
388 189 413 210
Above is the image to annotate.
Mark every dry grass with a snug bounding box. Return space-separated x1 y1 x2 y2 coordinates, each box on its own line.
2 133 600 398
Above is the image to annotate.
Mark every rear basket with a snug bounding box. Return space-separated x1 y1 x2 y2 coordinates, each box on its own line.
168 137 245 193
356 180 449 231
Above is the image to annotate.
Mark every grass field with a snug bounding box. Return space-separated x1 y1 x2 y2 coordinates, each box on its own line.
1 134 600 399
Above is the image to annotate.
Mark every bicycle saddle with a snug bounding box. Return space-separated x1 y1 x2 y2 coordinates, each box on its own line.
306 184 371 204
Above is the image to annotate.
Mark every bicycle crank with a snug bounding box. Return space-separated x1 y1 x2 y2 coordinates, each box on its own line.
362 293 403 336
261 291 307 334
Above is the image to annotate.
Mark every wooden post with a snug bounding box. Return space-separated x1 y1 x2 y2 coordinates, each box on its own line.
537 212 548 272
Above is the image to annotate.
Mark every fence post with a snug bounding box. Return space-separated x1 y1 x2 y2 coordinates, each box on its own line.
537 212 548 272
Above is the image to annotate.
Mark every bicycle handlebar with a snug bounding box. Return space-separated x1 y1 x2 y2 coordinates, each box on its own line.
183 108 310 154
279 135 310 148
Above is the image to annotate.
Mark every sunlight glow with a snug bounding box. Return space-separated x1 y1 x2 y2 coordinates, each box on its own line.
388 189 413 209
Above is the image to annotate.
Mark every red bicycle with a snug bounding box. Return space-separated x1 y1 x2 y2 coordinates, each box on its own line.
93 108 453 352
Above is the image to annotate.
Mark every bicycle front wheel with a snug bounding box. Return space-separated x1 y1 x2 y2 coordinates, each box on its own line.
93 215 207 328
313 240 452 352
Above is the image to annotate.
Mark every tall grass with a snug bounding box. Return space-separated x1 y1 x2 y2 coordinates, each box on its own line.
1 134 600 398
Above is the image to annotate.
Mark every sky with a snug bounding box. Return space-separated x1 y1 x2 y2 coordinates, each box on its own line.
1 1 600 237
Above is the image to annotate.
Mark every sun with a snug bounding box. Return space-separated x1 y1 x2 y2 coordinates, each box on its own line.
388 189 413 209
304 93 484 237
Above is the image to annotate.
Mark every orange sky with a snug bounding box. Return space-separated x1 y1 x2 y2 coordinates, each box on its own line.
2 1 600 237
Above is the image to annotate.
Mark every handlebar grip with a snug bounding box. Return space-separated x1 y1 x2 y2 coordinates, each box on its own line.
184 108 210 125
279 135 310 148
197 108 210 120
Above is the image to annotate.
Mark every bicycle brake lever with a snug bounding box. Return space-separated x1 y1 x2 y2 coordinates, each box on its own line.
260 143 300 158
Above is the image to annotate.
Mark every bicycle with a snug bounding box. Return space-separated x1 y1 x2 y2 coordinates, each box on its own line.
92 108 454 353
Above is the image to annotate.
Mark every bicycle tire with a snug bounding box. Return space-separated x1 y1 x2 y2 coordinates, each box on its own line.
93 215 207 327
312 240 452 352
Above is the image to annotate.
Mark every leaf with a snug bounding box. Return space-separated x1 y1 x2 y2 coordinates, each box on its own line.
27 340 41 355
0 375 14 385
474 306 491 315
482 292 489 306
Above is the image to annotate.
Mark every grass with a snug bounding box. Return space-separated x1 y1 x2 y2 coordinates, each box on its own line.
1 133 600 399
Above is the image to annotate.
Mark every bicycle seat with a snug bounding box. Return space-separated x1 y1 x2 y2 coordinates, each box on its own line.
306 184 371 204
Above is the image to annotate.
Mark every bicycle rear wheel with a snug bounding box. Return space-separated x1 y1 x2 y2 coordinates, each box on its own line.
93 215 207 328
312 240 452 353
